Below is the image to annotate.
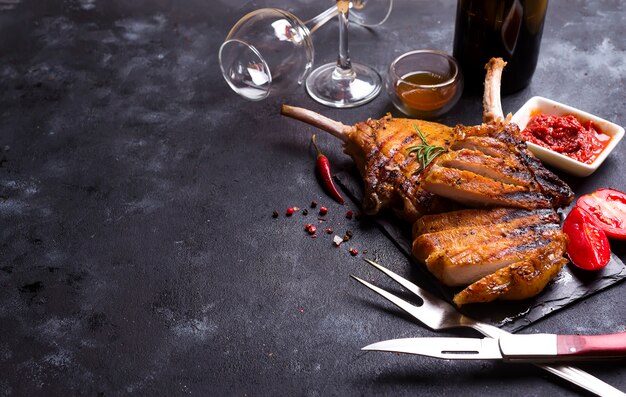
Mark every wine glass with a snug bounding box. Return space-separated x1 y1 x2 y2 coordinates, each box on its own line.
305 0 387 108
219 1 392 101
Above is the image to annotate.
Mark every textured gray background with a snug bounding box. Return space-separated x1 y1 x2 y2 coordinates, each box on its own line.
0 0 625 395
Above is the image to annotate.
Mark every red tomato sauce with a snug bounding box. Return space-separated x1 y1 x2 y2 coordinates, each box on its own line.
521 114 611 164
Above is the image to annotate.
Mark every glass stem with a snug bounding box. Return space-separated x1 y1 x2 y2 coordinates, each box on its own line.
304 5 337 34
336 0 352 72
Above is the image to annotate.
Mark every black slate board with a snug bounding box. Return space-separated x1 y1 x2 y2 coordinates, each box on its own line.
336 169 626 333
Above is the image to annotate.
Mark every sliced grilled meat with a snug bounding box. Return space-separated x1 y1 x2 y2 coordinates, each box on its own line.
413 207 558 235
449 122 574 209
424 164 552 210
453 239 568 305
412 207 565 287
435 148 534 187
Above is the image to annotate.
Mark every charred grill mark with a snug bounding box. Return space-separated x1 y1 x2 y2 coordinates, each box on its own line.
439 153 533 187
365 127 408 189
500 191 552 208
517 149 574 207
498 236 559 258
503 222 561 238
500 208 558 223
387 132 417 157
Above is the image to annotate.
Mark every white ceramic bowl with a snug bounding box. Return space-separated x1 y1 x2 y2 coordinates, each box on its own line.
511 96 624 177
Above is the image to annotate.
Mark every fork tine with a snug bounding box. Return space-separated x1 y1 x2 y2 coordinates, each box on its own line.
362 258 425 297
363 258 447 307
350 275 437 330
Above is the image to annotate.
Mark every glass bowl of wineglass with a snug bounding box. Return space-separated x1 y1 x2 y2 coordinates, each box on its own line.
219 8 314 101
219 1 393 101
386 50 463 119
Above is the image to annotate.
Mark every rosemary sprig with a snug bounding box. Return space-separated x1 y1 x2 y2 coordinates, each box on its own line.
406 125 446 172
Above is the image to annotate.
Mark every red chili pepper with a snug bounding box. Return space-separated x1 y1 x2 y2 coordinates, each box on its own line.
562 206 610 271
311 134 345 204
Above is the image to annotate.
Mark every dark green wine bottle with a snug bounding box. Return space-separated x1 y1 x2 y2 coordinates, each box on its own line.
453 0 548 94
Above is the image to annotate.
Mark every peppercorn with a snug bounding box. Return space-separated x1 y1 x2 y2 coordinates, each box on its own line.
319 207 328 216
349 248 358 256
286 207 295 216
302 209 308 216
345 210 353 219
311 201 318 208
272 210 279 218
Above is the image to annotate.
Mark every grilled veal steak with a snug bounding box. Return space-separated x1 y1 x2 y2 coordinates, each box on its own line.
281 61 573 221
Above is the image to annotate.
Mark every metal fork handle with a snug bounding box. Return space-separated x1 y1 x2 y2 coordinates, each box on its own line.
469 320 626 396
540 365 626 397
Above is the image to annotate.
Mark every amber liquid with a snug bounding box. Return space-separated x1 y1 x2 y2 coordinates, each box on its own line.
453 0 548 94
396 72 457 111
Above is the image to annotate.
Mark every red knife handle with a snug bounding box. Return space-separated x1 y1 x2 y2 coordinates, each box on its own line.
557 332 626 357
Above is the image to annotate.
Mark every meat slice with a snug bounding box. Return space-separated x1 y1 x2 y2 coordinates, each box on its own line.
412 207 558 235
412 207 565 287
453 239 568 306
423 225 563 286
424 164 552 210
452 123 574 209
424 122 573 210
451 135 524 162
413 208 560 258
435 148 534 187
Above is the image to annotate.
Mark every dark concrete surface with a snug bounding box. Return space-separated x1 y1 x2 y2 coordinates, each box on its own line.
1 0 625 395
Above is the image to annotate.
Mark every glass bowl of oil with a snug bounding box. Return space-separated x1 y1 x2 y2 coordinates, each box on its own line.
386 50 463 119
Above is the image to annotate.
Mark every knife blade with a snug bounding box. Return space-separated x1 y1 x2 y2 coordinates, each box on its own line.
363 332 626 362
